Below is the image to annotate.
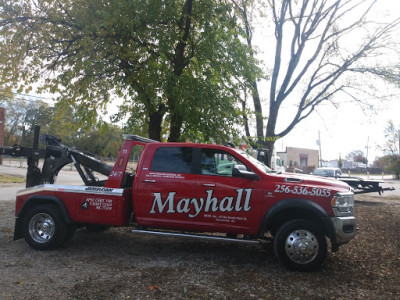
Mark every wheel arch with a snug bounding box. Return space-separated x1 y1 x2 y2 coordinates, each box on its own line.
14 195 72 241
258 198 335 241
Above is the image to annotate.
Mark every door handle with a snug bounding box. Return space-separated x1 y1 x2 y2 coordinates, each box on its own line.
203 183 216 187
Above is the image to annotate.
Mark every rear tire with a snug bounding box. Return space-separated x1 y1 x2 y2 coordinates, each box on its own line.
273 219 327 271
23 204 68 250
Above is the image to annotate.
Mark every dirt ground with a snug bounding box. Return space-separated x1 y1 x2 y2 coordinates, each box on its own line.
1 192 399 300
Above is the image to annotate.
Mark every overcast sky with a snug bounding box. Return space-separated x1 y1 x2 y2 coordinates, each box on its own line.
276 92 400 162
254 0 400 163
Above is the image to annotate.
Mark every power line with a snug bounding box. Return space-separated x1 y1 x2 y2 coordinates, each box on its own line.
12 91 55 101
0 92 55 106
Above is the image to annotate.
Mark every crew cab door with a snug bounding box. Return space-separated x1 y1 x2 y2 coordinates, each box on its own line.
194 147 264 235
132 145 197 228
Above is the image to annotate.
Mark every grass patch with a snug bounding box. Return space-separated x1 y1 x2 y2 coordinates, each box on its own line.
0 174 25 184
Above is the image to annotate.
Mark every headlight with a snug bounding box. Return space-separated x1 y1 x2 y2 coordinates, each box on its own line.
331 192 354 216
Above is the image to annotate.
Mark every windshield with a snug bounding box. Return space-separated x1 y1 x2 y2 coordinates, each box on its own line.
233 149 273 174
313 168 334 177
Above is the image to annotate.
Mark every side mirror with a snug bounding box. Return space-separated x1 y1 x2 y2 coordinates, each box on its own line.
232 165 259 180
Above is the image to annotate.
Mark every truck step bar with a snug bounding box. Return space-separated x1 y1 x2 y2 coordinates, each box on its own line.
131 229 261 245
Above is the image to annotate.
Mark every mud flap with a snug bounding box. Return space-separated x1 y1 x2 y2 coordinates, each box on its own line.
13 217 24 240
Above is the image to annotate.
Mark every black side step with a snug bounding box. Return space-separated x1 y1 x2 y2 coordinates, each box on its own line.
131 229 260 245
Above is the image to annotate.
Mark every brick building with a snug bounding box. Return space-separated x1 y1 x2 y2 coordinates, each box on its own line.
277 147 319 172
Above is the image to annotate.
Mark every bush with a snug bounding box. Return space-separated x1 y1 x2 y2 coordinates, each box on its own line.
381 155 400 179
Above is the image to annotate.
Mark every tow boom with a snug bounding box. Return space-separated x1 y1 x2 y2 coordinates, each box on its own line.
0 126 112 187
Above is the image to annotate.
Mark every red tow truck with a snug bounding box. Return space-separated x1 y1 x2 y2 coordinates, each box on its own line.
1 126 356 270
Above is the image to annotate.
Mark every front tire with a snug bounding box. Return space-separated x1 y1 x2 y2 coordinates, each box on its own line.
273 219 327 271
23 204 68 250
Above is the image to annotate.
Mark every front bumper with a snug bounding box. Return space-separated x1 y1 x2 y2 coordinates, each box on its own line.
330 216 357 244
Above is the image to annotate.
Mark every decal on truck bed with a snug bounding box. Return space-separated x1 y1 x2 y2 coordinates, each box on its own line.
150 188 252 218
16 184 124 196
85 197 114 211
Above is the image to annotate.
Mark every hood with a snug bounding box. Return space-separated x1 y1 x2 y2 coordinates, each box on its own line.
275 172 351 191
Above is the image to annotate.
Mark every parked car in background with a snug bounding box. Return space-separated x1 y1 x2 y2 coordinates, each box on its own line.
313 167 342 178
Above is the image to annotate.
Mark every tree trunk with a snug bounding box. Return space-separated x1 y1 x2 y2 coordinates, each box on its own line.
167 0 193 142
264 100 279 166
168 111 183 142
241 94 251 137
147 104 166 141
251 81 264 139
236 1 264 139
264 139 276 168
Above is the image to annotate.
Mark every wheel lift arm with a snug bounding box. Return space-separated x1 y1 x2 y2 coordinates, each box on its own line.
0 126 112 187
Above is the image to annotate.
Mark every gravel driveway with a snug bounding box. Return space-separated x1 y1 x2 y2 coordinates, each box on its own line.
1 189 399 300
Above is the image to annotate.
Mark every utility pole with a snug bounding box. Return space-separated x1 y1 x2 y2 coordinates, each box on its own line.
366 136 369 168
0 107 5 165
318 130 322 167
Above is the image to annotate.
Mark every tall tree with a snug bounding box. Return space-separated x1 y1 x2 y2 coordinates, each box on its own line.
73 124 124 157
0 97 77 146
0 0 256 142
346 150 367 163
231 0 264 140
381 120 400 156
240 0 400 162
377 120 400 178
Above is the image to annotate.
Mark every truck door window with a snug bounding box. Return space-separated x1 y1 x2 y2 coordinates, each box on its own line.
121 145 144 188
150 147 192 173
129 145 143 174
201 148 245 176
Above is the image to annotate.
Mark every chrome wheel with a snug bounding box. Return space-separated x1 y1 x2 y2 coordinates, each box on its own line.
273 219 327 271
29 213 56 243
285 229 319 264
24 204 68 250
